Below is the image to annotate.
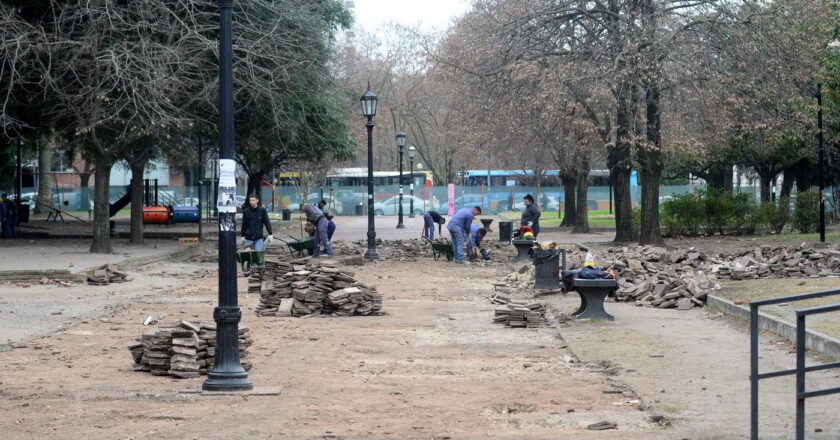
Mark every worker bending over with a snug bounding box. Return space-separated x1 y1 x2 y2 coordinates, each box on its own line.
467 224 491 261
422 210 445 241
301 200 334 257
447 205 481 264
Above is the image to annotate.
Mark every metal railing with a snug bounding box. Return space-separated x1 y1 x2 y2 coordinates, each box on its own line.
750 289 840 440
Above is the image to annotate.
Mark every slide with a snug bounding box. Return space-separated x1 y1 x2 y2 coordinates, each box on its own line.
109 186 132 217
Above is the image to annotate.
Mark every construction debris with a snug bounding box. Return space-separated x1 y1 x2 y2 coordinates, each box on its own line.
714 244 840 280
330 238 514 262
493 301 548 328
129 320 252 379
87 264 129 285
256 255 383 317
247 266 263 294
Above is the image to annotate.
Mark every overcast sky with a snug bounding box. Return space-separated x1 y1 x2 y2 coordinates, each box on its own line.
349 0 471 34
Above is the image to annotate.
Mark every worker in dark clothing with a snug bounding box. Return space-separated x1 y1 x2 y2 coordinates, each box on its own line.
1 193 17 238
301 200 334 257
521 194 541 238
240 193 273 251
315 200 337 252
422 210 445 241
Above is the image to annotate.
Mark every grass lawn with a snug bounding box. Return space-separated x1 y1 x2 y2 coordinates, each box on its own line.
499 210 617 228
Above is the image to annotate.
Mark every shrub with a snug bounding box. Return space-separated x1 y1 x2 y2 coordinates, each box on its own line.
758 197 790 233
702 189 734 235
728 192 761 235
792 191 820 233
661 193 703 236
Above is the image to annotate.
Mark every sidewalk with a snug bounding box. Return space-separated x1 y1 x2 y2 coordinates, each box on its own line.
0 238 184 272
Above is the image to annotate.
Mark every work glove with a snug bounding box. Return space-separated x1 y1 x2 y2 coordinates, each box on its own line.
326 214 334 221
264 236 273 247
240 237 246 248
527 221 533 227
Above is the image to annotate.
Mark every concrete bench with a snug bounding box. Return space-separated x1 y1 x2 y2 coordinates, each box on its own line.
572 278 617 321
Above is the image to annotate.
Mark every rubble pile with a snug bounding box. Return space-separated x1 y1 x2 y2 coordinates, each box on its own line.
87 264 129 285
128 320 252 379
714 244 840 280
256 255 383 317
601 246 715 309
493 300 548 328
330 238 514 263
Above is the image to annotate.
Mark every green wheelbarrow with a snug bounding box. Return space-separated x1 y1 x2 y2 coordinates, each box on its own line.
237 236 273 274
424 237 454 261
276 235 315 258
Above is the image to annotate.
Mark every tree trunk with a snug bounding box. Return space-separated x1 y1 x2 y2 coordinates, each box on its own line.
572 172 590 233
705 164 732 193
758 173 774 204
35 137 53 213
781 167 796 199
610 84 634 242
638 79 665 246
560 175 576 226
90 155 114 254
247 171 265 200
129 161 145 244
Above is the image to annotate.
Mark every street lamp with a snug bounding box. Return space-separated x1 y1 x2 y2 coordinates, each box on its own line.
361 84 379 259
409 146 416 218
396 131 406 228
809 83 826 243
203 0 252 392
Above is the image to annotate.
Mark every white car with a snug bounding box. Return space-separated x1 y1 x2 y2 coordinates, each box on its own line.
373 195 434 216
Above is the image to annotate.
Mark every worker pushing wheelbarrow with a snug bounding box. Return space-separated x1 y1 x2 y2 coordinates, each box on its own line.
237 235 273 275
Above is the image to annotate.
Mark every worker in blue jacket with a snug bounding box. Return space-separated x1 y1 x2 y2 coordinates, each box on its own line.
467 224 491 260
447 206 481 263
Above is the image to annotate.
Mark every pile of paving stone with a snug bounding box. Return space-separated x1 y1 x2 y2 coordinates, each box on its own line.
128 320 252 379
330 239 429 261
247 267 263 294
87 264 129 285
256 255 383 317
599 246 716 309
493 300 548 328
714 244 840 280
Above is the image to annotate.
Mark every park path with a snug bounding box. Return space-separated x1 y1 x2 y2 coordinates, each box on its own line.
551 295 840 439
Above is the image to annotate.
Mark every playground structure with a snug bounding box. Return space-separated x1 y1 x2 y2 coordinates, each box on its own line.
140 179 200 225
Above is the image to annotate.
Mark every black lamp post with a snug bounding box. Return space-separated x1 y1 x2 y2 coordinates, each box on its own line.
396 131 406 228
203 0 252 392
409 146 416 218
361 84 379 260
809 83 826 243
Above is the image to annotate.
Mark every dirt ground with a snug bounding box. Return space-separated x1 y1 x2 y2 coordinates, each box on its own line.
0 236 839 439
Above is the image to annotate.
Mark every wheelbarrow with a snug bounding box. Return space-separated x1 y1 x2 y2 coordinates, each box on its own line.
424 237 454 261
236 235 272 274
276 235 315 258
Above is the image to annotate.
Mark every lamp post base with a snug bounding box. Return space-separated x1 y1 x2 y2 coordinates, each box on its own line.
364 249 379 260
396 223 405 229
202 375 254 392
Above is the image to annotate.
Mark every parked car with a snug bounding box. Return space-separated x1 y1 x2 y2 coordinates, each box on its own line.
290 196 344 215
373 195 435 216
180 197 200 206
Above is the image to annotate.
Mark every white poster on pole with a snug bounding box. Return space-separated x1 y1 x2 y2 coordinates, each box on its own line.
217 159 237 216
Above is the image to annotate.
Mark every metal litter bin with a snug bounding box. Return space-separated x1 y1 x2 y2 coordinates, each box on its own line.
499 221 512 242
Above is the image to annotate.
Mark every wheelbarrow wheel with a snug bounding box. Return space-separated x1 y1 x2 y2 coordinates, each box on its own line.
243 260 251 276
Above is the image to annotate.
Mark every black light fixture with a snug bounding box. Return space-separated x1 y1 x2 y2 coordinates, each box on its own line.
203 0 252 392
396 131 406 229
361 84 379 259
409 146 416 218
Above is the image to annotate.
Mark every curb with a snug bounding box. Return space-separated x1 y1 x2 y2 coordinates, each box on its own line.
707 294 840 360
89 242 207 272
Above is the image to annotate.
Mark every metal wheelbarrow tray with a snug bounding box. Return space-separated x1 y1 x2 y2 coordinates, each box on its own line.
276 235 315 257
425 237 454 261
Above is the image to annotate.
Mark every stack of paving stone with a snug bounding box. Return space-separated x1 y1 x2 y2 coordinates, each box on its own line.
170 323 201 379
256 256 383 317
87 264 129 285
493 301 548 328
713 244 840 280
128 321 252 379
247 266 264 294
138 327 175 375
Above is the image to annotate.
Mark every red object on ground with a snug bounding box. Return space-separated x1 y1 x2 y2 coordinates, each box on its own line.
142 206 170 224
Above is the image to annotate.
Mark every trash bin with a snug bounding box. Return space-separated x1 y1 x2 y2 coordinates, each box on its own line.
355 204 363 215
282 209 291 221
499 221 512 242
533 249 560 290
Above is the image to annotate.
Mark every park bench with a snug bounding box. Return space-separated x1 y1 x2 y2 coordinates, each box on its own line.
571 278 617 321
